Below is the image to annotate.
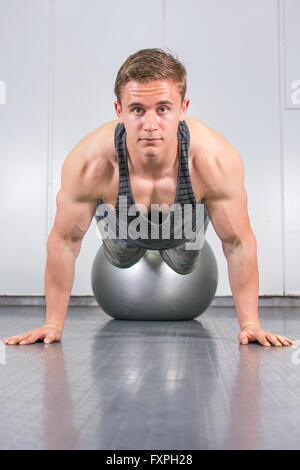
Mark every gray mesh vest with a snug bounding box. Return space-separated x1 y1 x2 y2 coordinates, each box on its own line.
94 120 209 250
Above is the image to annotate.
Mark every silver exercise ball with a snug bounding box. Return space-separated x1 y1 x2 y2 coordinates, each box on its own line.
91 240 218 320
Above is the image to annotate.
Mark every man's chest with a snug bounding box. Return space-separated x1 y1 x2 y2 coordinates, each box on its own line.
97 117 218 209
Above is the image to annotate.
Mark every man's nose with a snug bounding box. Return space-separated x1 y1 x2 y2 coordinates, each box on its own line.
143 112 158 131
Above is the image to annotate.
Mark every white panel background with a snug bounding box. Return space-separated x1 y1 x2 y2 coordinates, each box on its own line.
0 0 298 296
51 0 163 293
282 0 300 294
164 0 283 295
0 0 50 294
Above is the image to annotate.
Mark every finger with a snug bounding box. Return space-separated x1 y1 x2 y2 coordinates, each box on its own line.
6 333 31 345
256 335 271 347
3 337 13 343
276 335 293 346
19 332 45 345
3 336 20 344
274 336 287 346
44 335 56 344
265 334 282 347
240 337 249 344
281 336 295 345
239 332 249 344
19 335 36 345
3 337 12 342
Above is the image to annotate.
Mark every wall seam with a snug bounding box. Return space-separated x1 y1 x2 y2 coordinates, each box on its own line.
277 0 286 295
161 0 166 48
45 0 55 246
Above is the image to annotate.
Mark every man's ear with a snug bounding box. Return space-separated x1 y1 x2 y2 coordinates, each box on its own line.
114 101 124 124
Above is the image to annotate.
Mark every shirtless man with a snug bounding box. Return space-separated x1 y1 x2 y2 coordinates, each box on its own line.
2 48 294 347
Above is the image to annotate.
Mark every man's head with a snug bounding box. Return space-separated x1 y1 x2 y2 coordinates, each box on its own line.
114 48 190 158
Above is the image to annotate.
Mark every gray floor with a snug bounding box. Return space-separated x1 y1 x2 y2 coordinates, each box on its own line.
0 304 299 450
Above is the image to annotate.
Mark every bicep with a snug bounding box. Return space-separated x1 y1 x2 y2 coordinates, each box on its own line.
205 185 253 248
204 142 254 249
49 140 104 244
50 189 97 244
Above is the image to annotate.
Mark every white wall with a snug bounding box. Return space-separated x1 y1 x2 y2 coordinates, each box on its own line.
281 0 300 294
0 0 299 296
0 0 50 294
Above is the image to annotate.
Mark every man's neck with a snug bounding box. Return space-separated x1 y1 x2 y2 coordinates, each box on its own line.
125 135 179 179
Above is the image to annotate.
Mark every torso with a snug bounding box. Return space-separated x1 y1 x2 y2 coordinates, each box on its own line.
84 117 219 211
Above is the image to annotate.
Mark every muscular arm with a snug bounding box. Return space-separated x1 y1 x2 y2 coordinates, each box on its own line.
203 137 260 330
203 139 294 346
2 125 113 346
44 123 115 328
44 123 116 328
44 173 98 328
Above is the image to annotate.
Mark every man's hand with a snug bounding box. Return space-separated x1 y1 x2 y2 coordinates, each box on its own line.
2 325 62 345
238 325 295 347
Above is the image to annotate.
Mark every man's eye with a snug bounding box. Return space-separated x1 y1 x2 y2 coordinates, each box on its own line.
133 107 169 113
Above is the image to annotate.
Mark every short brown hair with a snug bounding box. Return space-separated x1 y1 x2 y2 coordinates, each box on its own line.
114 48 187 105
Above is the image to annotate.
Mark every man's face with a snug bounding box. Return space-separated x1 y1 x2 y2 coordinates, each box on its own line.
114 79 190 158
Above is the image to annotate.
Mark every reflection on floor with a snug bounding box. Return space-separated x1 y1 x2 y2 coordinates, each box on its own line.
0 305 299 450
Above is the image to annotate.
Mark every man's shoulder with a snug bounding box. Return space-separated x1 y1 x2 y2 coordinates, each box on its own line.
186 117 243 198
81 119 119 159
61 120 118 201
185 116 223 159
65 120 118 170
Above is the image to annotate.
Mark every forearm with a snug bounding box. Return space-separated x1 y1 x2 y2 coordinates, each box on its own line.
44 233 81 328
224 234 260 329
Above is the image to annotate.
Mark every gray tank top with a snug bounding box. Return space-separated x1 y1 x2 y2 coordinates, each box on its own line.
94 120 208 250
